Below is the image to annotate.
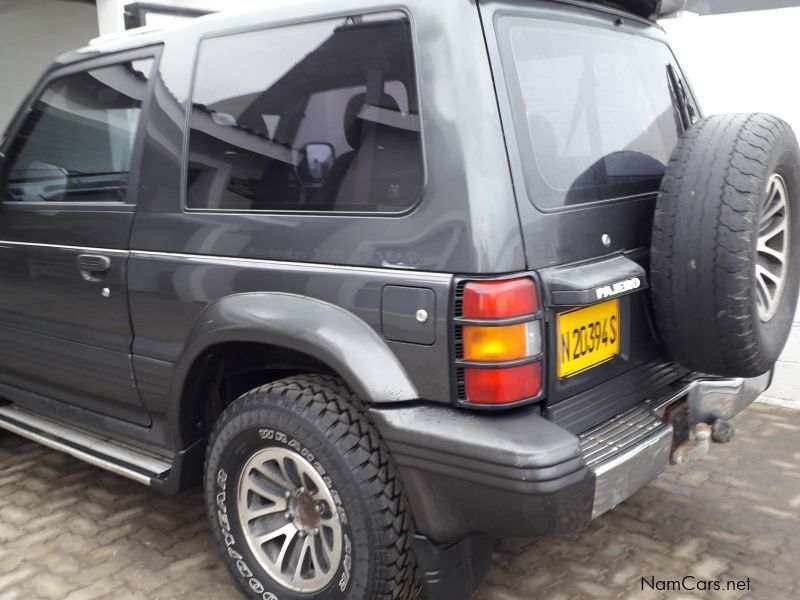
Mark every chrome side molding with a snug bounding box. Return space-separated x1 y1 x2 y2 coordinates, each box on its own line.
651 371 771 424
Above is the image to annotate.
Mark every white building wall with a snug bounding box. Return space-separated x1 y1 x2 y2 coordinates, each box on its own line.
663 8 800 408
96 0 267 35
663 8 800 133
0 0 99 132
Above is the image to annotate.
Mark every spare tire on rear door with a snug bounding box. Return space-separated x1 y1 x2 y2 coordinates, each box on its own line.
651 113 800 377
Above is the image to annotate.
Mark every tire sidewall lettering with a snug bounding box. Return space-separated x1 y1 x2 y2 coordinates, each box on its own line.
216 467 278 600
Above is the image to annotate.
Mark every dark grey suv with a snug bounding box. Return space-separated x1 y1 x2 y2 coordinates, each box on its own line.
0 0 798 598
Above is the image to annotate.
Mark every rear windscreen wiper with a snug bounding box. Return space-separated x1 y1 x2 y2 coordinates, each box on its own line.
667 64 698 133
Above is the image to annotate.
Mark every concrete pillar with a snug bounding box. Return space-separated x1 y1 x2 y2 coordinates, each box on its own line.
96 0 127 36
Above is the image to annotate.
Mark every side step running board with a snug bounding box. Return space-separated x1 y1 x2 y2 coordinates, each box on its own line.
0 405 171 486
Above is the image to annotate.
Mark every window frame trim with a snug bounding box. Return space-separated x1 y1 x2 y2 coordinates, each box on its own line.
0 45 163 212
180 8 427 217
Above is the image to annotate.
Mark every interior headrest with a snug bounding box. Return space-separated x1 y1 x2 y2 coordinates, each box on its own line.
344 92 401 149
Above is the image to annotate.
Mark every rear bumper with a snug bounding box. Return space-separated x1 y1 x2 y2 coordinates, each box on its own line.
370 371 770 543
659 372 773 424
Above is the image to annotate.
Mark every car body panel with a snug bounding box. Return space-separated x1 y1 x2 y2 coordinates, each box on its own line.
0 47 162 426
120 0 525 275
127 252 453 446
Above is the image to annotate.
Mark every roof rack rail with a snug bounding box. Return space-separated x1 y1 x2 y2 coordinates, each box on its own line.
89 24 163 47
591 0 686 20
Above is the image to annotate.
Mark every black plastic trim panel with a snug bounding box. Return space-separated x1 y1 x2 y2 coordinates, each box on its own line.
369 402 593 542
415 533 493 600
546 359 689 434
538 253 647 307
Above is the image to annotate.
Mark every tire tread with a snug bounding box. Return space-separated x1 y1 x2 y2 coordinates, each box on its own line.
652 113 799 375
206 374 421 600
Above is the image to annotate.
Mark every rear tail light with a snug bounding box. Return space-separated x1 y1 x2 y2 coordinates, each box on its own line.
462 278 539 318
454 277 544 406
462 322 541 362
464 363 542 405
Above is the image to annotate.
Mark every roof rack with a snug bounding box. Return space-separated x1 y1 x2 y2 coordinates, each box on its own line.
590 0 686 20
89 24 163 47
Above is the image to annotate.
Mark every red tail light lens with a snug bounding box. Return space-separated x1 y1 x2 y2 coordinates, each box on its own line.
455 276 544 407
465 363 542 405
462 278 539 319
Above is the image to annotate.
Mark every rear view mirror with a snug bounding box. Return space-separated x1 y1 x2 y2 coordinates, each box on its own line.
302 142 335 181
4 161 68 203
27 161 69 201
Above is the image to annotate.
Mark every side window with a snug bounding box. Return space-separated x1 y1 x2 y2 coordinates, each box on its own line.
3 59 153 204
187 13 423 213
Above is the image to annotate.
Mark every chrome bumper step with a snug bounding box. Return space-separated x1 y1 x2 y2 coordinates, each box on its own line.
0 405 171 485
579 406 673 519
581 373 770 519
580 405 666 468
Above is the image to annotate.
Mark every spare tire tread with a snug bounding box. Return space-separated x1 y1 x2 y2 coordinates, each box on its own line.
652 113 799 376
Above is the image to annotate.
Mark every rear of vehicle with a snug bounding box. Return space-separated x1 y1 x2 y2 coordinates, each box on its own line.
375 0 780 596
476 0 691 427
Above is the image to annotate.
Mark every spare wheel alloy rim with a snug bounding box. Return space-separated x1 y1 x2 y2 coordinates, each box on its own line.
756 173 791 321
237 446 343 593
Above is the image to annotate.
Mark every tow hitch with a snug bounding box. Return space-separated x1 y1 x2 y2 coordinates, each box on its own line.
664 398 735 465
672 422 711 465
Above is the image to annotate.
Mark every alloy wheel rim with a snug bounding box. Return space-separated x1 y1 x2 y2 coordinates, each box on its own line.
237 447 343 593
755 173 791 322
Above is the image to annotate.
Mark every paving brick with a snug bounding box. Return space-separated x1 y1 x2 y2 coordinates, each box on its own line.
0 403 796 599
475 404 800 600
0 568 35 591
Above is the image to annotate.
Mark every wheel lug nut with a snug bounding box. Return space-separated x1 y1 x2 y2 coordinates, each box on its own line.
314 504 322 514
284 490 292 499
284 511 292 520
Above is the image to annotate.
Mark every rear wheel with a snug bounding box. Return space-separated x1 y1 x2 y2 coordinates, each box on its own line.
651 113 800 376
204 374 420 600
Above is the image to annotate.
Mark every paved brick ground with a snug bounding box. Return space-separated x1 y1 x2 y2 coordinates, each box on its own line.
0 403 797 599
475 403 800 600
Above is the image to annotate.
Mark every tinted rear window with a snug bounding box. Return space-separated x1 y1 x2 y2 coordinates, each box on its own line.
186 14 422 213
498 16 682 209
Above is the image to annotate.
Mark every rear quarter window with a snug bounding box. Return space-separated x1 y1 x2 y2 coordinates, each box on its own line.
185 13 423 214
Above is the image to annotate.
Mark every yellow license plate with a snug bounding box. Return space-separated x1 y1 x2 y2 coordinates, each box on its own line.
557 299 620 379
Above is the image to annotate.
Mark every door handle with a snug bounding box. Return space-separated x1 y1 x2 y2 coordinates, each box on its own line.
77 253 111 281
